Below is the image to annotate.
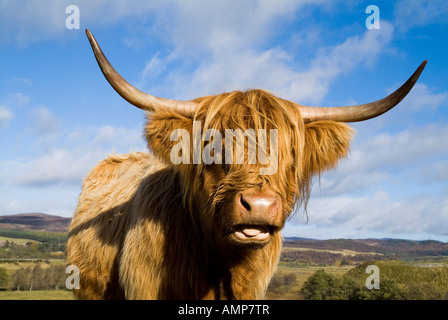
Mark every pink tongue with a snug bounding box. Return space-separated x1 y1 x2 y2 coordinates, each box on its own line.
242 228 262 237
234 227 270 241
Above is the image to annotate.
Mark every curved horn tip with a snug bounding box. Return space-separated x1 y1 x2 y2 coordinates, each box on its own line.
297 60 428 123
85 29 198 115
85 29 92 38
85 29 97 45
415 60 428 77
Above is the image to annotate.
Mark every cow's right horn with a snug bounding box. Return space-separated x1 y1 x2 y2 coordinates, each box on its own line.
85 29 198 116
297 60 427 123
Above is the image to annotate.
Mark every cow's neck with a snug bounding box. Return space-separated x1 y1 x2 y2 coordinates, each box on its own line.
201 231 283 300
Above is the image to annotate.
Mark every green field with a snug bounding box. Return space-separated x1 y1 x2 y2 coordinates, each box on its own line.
0 259 65 272
0 290 73 300
0 260 357 300
0 263 349 300
0 236 39 246
0 261 447 300
0 259 73 300
266 260 448 300
1 227 447 300
265 264 353 299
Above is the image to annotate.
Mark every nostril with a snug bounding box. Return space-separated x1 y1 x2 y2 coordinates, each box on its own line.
238 193 280 214
239 195 251 212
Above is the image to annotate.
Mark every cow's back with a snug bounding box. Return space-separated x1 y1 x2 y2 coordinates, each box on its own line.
66 152 165 299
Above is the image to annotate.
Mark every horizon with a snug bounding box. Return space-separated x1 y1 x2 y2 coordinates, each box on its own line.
1 1 447 242
1 212 447 243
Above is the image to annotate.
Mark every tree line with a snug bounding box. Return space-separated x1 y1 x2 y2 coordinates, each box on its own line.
0 229 66 251
0 229 66 260
0 263 66 291
300 268 448 300
0 240 65 260
266 260 448 300
281 249 385 266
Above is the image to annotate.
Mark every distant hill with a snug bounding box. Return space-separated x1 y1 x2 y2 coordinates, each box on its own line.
282 237 448 264
283 237 448 250
0 213 71 233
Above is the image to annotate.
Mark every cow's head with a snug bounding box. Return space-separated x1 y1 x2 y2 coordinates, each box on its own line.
86 30 426 249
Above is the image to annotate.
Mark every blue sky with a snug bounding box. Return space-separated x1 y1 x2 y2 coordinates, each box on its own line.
1 0 447 241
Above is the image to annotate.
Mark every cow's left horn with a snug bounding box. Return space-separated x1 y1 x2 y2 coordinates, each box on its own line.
297 60 427 123
85 29 198 115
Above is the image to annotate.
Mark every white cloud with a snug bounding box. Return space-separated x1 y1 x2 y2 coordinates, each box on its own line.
0 0 67 46
288 119 448 240
90 125 143 149
0 184 79 217
164 0 312 54
315 123 448 198
145 17 394 104
430 162 448 181
7 92 30 107
0 92 30 110
17 150 93 186
356 124 448 171
148 1 395 104
393 83 448 112
2 0 380 105
28 106 60 138
291 190 448 239
1 124 144 188
0 0 164 46
2 1 394 105
283 22 394 104
0 108 13 128
0 0 348 48
12 77 33 85
394 0 448 32
140 53 165 84
0 92 31 128
0 151 91 188
0 122 145 217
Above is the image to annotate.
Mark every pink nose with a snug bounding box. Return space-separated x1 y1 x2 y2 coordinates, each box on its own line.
237 191 280 221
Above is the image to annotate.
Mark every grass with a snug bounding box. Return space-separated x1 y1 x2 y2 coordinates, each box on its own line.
282 246 382 257
1 262 446 300
0 236 39 245
0 260 71 300
0 263 347 300
265 264 352 300
0 290 74 300
0 260 66 276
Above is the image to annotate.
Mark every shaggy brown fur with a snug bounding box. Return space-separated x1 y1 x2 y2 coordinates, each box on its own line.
66 89 353 299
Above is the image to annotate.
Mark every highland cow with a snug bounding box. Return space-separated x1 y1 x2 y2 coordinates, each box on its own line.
65 29 426 299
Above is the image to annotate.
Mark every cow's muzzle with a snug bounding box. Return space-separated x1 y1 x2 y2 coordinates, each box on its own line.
229 190 283 248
